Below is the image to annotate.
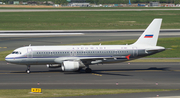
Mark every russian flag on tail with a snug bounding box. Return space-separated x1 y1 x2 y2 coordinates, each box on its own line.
144 34 153 38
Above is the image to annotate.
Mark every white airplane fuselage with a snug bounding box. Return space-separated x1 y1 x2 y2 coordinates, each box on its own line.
5 45 164 65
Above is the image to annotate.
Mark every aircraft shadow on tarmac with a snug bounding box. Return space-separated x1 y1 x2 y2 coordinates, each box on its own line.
91 67 170 76
92 67 170 72
10 67 170 76
63 71 132 76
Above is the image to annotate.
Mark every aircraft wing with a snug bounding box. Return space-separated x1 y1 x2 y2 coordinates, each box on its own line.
54 55 131 64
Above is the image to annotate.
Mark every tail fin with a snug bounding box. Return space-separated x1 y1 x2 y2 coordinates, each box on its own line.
132 18 162 46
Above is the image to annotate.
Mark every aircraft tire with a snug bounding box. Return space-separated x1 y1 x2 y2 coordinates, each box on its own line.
85 68 92 73
26 70 30 74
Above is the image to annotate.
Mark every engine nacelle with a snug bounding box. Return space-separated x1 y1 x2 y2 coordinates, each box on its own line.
47 64 61 68
62 61 85 72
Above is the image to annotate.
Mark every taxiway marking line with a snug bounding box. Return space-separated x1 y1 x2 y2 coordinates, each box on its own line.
0 47 7 48
92 73 102 76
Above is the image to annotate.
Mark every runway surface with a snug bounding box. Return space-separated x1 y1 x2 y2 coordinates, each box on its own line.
0 30 180 52
0 61 180 89
1 9 180 12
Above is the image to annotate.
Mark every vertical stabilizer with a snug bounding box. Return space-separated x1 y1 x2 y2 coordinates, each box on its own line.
133 19 162 46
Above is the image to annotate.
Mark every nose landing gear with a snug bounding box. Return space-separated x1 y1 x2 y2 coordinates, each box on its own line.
26 65 30 74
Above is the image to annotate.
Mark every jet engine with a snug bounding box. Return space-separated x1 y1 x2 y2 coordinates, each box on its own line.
46 64 61 68
62 61 85 72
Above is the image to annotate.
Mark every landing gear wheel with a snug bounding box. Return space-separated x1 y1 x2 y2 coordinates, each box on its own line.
85 68 92 73
26 70 30 74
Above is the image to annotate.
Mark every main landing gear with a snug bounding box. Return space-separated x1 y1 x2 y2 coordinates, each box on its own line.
26 65 31 74
85 65 92 73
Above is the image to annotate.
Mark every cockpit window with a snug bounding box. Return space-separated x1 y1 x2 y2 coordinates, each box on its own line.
12 51 21 54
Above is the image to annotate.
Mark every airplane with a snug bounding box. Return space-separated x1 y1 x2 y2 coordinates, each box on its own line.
5 18 165 74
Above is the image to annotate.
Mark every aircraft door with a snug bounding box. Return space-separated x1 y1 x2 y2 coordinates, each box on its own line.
70 50 77 56
70 51 73 56
132 47 138 57
27 48 33 58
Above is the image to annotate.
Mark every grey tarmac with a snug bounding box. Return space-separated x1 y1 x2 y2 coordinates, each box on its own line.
0 61 180 89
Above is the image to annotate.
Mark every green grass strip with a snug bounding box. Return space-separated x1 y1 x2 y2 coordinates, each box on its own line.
0 89 177 98
128 59 180 62
0 50 13 61
0 10 180 30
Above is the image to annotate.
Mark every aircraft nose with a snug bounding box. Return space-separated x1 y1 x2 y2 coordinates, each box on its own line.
5 54 12 62
5 54 20 64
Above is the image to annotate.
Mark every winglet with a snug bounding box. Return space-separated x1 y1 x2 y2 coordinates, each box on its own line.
126 55 131 60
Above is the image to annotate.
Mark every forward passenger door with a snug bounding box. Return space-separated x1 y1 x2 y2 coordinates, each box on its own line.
27 48 33 58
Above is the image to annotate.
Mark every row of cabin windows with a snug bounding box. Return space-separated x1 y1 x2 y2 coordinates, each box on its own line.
72 47 127 50
36 51 128 55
